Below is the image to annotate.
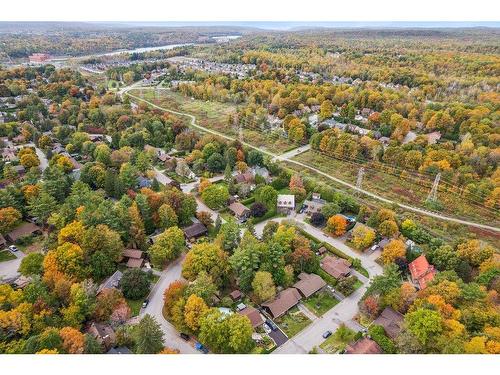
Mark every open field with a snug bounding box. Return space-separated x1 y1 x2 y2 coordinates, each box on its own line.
292 150 500 228
130 88 295 153
284 156 500 248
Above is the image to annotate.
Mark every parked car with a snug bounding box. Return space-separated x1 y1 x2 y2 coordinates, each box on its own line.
195 342 208 353
8 245 18 252
142 299 149 308
180 333 190 341
263 324 272 334
265 319 278 331
322 330 332 339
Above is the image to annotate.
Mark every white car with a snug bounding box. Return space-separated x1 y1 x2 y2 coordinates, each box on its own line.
263 324 272 334
9 245 18 252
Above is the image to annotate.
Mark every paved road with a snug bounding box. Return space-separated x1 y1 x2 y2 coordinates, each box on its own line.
274 144 311 161
124 88 500 233
140 254 197 354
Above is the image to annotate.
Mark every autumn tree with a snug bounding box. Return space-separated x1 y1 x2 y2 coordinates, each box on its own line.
59 326 85 354
351 224 376 250
326 214 347 236
381 239 406 265
0 206 21 234
252 271 276 304
148 226 185 268
184 294 209 332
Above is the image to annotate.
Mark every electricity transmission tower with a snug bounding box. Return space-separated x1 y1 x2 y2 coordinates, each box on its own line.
356 167 365 190
427 173 441 202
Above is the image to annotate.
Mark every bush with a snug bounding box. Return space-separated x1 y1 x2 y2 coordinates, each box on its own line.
310 212 326 227
120 269 150 300
368 325 397 353
250 202 267 218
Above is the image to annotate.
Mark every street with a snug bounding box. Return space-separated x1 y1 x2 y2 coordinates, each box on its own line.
0 249 25 281
139 254 197 353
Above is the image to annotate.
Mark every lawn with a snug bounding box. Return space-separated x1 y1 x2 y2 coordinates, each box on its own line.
126 298 144 316
319 325 357 354
303 291 339 317
0 250 16 262
274 306 312 338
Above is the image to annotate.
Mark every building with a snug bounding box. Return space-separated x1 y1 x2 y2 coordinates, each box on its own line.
409 255 436 290
6 222 42 243
320 255 351 279
122 249 144 269
0 234 6 249
277 194 295 214
228 202 250 221
234 171 254 185
29 53 51 64
97 270 123 294
229 290 242 301
262 288 302 318
373 307 404 340
87 322 116 350
183 222 208 241
292 272 326 298
303 193 326 215
238 306 264 329
346 337 382 354
107 346 132 354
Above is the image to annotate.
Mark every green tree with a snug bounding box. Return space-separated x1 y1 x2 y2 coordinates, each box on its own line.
185 271 217 304
120 269 150 300
405 308 443 347
18 253 44 276
252 271 276 303
201 184 229 210
254 185 278 210
158 203 178 229
182 243 230 287
28 190 57 224
148 226 185 268
132 314 164 354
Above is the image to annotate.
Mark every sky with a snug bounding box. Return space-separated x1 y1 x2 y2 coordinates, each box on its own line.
0 0 498 22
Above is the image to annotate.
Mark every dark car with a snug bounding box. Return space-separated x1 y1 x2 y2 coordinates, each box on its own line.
142 299 149 308
322 330 332 339
180 333 190 341
266 319 278 331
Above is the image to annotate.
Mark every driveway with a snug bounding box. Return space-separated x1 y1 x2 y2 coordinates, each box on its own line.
0 250 25 281
139 254 197 354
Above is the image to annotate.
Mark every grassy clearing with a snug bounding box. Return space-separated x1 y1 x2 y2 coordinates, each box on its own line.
303 291 339 316
126 298 143 317
274 306 312 337
0 250 16 262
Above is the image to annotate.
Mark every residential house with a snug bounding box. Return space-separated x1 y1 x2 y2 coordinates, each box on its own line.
402 131 417 144
238 306 264 329
228 202 250 222
229 290 242 301
136 176 152 189
183 222 208 241
234 171 254 185
262 288 302 318
277 194 295 214
13 275 32 289
426 131 442 145
87 322 116 350
1 148 17 162
346 337 382 354
122 249 144 269
0 234 6 249
6 222 42 243
373 307 404 340
303 193 326 215
321 255 351 279
409 255 436 290
292 272 326 298
12 165 26 176
97 270 123 294
252 166 271 182
107 346 132 354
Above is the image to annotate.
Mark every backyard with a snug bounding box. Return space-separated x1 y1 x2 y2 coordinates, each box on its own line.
274 306 312 338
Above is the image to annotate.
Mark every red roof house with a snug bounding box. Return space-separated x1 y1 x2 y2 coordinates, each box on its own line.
408 255 436 290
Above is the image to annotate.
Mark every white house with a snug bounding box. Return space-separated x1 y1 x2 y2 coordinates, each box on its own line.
277 194 295 214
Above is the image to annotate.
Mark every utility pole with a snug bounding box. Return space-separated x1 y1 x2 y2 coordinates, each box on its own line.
427 172 441 202
356 167 365 190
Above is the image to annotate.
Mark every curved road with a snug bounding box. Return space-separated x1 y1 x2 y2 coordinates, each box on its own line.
124 89 500 234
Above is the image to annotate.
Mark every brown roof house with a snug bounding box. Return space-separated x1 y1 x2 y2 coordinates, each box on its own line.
122 249 144 268
6 222 42 243
321 255 351 279
183 222 208 240
228 202 250 221
262 288 302 318
373 307 404 340
229 290 242 301
346 337 382 354
293 272 326 298
87 322 116 350
0 234 6 249
238 306 264 329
